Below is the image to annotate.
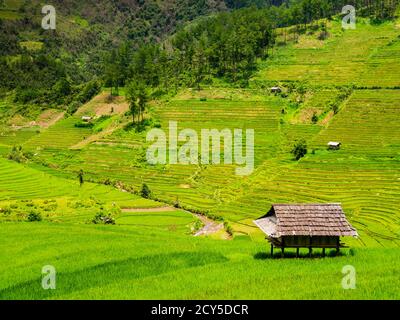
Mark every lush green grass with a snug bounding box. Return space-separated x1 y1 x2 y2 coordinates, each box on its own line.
0 157 160 223
0 222 399 300
116 210 197 234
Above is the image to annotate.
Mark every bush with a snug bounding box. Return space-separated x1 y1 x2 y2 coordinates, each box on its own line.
27 211 42 222
173 197 180 208
0 206 12 215
311 113 318 124
92 212 115 225
317 30 329 40
291 139 308 161
74 121 93 128
8 146 27 163
224 221 234 236
140 183 152 199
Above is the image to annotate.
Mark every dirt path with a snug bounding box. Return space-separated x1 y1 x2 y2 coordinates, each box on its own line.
38 111 65 128
194 214 225 237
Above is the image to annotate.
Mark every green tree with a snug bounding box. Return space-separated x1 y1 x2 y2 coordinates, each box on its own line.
78 170 84 187
291 139 308 160
140 183 152 199
126 81 139 124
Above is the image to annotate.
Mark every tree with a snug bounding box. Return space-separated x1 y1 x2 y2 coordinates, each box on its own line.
126 81 139 124
311 113 318 124
127 80 149 124
291 139 308 160
78 170 84 187
137 82 149 122
140 183 152 199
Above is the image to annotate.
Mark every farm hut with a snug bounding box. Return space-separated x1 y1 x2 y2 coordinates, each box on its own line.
328 141 341 150
271 86 282 93
81 116 92 122
254 204 358 257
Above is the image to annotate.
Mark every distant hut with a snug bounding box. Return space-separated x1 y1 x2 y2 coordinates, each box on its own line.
254 204 358 257
328 141 341 150
271 86 282 94
81 116 92 122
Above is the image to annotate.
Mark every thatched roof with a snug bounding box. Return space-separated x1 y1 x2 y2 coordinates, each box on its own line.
254 204 358 238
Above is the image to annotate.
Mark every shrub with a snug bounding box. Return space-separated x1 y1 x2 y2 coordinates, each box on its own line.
8 146 27 163
192 219 204 234
291 139 308 161
317 30 329 40
27 211 42 222
140 183 152 199
224 221 234 236
153 121 162 128
173 197 180 208
0 206 12 215
331 103 339 114
311 113 318 124
74 121 93 128
92 212 115 225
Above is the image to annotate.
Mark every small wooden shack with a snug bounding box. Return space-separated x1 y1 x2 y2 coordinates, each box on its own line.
81 116 93 122
271 86 282 93
328 141 341 150
254 204 358 257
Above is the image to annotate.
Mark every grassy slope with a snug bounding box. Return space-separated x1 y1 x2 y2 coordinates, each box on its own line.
0 222 399 300
15 19 400 247
256 18 400 87
0 18 400 299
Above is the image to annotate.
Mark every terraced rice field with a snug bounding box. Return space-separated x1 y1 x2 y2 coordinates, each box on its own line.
256 19 400 87
27 116 93 150
1 18 398 251
314 90 400 156
29 97 288 210
212 90 400 247
15 86 400 249
0 157 158 212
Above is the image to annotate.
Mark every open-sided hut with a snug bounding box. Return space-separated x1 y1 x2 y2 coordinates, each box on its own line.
328 141 341 150
254 204 358 257
271 86 282 93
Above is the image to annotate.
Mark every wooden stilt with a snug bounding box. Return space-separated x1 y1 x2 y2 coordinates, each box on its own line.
309 247 312 258
281 247 285 258
296 248 299 258
322 248 326 257
270 244 274 257
336 238 340 255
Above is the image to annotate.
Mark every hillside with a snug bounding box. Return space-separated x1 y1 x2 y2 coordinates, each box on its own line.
4 17 398 247
0 1 400 301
